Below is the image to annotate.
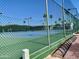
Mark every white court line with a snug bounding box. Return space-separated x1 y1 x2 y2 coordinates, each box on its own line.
32 41 61 59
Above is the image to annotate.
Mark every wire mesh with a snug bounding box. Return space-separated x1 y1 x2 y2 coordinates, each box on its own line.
0 0 79 59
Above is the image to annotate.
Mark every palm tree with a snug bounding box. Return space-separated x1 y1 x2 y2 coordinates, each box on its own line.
49 15 53 24
49 15 53 19
55 21 57 25
43 14 53 28
24 17 32 26
49 15 53 29
58 18 61 21
43 13 47 27
43 13 47 18
0 13 2 14
23 20 26 24
24 17 32 31
58 18 62 24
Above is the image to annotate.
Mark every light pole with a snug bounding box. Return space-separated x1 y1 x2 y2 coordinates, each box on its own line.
0 12 4 32
62 0 66 38
24 17 32 26
45 0 50 47
24 17 32 31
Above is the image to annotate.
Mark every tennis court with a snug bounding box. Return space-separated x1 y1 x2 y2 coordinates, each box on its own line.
0 0 79 59
0 31 72 59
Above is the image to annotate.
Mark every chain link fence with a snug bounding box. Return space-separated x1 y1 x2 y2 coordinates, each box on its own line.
0 0 79 59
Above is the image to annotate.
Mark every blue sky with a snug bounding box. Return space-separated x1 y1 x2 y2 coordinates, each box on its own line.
0 0 79 26
71 0 79 13
0 0 45 26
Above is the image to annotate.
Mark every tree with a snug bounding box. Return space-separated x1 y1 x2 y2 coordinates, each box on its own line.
24 17 32 26
54 21 58 28
55 21 57 24
43 13 47 18
23 20 26 24
58 18 61 21
49 15 53 19
49 15 53 29
58 18 62 25
43 14 53 29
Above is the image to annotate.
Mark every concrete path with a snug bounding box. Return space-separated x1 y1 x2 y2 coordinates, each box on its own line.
64 35 79 59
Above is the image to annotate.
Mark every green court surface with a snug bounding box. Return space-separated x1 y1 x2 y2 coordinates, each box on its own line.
0 32 72 59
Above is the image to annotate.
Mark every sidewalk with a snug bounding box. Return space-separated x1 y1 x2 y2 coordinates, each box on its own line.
64 35 79 59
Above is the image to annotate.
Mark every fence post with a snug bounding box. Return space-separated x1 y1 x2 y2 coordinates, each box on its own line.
22 49 30 59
